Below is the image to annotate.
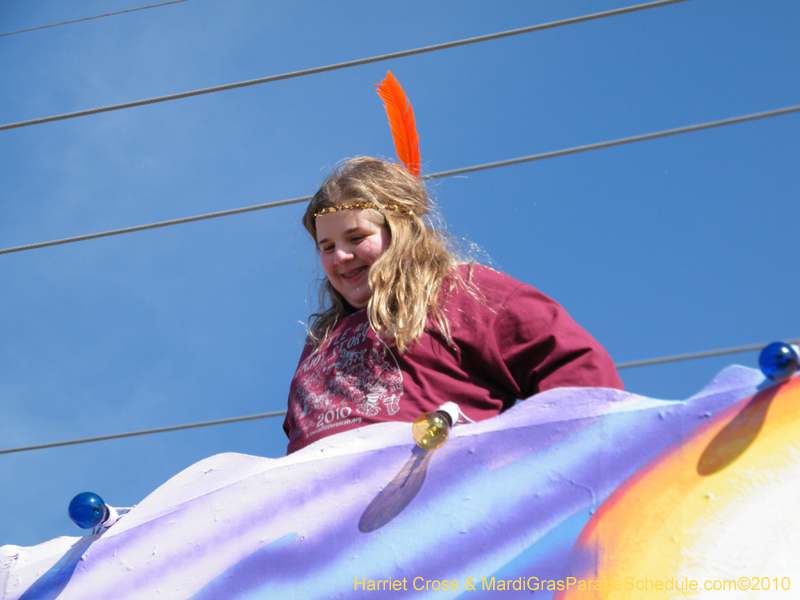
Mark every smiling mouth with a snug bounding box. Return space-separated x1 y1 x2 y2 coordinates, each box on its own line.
341 266 367 280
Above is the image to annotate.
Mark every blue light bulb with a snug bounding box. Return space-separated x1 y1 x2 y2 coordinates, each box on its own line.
759 342 799 382
68 492 109 529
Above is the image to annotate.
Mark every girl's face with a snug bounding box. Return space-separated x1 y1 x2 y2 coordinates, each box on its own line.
315 208 390 309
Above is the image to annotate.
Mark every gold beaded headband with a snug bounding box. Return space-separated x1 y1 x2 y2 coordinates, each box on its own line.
313 202 413 220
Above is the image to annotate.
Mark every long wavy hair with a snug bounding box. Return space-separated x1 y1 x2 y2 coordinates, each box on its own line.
303 157 469 353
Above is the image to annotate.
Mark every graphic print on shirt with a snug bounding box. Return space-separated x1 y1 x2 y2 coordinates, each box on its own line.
290 321 404 441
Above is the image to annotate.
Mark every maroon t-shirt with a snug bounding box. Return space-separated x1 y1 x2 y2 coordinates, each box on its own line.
283 265 622 453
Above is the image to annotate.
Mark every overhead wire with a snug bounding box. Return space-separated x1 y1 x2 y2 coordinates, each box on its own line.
615 339 800 369
0 0 689 132
0 411 287 456
0 195 313 256
0 1 190 38
1 339 796 456
2 102 798 257
423 104 800 180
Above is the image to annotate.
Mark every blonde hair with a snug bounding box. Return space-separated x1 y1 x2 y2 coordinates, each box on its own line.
303 157 467 353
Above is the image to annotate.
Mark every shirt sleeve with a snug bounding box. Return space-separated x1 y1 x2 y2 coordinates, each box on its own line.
283 338 314 445
491 280 624 398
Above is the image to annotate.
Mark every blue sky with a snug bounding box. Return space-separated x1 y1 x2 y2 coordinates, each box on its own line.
1 0 798 548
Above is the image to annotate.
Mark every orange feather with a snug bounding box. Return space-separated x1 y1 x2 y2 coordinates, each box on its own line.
375 71 421 178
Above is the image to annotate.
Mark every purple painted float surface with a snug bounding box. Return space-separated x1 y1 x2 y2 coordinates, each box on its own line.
0 365 781 599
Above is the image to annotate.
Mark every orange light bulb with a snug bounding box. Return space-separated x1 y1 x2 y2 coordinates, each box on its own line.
412 411 452 450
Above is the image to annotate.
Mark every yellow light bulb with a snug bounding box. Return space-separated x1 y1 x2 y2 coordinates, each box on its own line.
412 411 452 450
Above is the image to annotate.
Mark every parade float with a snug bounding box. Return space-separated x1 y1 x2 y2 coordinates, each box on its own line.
2 344 799 599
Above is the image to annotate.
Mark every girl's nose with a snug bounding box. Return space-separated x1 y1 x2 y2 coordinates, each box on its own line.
333 247 353 264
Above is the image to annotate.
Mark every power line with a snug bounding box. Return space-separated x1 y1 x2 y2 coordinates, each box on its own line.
1 338 795 456
2 102 797 257
0 411 287 456
424 104 800 180
616 339 800 369
0 1 190 38
0 0 688 132
0 196 313 256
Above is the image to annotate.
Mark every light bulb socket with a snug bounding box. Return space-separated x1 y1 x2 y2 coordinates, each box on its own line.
436 402 461 428
103 504 120 528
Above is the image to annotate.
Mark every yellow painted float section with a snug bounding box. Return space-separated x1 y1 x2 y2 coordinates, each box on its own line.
559 377 800 599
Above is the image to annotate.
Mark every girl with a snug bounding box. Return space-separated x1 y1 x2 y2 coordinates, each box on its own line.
283 157 623 454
